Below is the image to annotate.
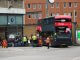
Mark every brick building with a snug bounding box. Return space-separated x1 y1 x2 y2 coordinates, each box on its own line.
0 0 25 39
25 0 80 37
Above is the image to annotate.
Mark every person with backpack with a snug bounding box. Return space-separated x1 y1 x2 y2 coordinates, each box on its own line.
22 36 28 46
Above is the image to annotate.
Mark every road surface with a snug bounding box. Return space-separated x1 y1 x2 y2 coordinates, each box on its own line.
0 46 80 60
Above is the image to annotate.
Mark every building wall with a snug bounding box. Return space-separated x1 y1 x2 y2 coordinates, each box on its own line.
23 25 36 37
25 0 80 24
25 0 80 36
25 0 46 24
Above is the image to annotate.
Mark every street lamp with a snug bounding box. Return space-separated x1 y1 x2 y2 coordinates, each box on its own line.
73 10 77 45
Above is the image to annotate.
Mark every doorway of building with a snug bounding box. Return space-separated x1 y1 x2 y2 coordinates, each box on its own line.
5 25 23 41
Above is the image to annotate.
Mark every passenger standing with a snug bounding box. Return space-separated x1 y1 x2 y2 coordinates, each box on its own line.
38 37 43 47
32 34 37 46
22 36 28 46
46 36 51 49
1 38 8 48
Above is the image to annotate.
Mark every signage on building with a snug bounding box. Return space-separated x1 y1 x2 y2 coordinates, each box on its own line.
77 31 80 40
76 30 80 44
8 16 16 25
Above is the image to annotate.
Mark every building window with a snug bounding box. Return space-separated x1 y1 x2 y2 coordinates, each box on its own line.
69 2 72 7
45 4 48 9
75 11 77 17
68 12 72 16
32 13 36 19
27 13 31 18
52 13 55 17
51 3 54 8
64 13 67 15
56 2 59 8
64 2 67 8
32 14 34 18
33 4 36 9
50 13 52 16
74 2 77 7
27 4 31 8
32 13 40 19
51 13 55 17
38 4 42 9
28 15 31 18
38 13 42 19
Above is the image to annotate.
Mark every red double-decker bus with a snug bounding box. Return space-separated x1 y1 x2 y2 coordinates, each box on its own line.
36 15 72 47
53 15 72 46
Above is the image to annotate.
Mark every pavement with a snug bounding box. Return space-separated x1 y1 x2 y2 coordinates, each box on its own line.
0 46 80 60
